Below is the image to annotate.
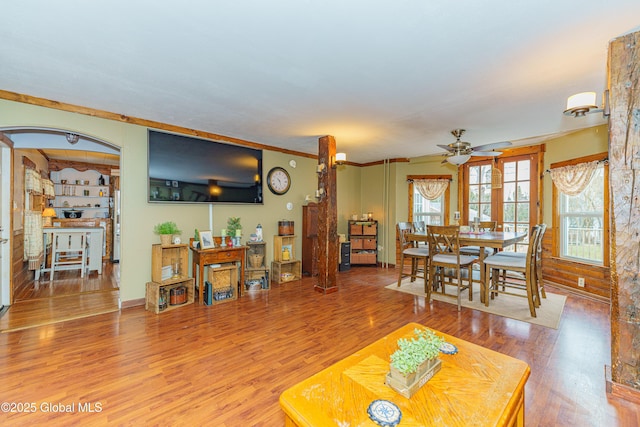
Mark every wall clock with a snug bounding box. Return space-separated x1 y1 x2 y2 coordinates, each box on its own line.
267 167 291 195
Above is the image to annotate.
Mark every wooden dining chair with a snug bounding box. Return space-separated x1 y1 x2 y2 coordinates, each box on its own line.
50 231 88 281
493 223 547 304
460 220 497 257
482 225 542 317
396 222 431 298
427 225 478 311
412 220 428 248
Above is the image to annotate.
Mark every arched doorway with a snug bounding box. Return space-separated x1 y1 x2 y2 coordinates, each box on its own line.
0 128 121 330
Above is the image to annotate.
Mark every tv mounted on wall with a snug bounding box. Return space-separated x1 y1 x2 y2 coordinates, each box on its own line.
148 130 263 204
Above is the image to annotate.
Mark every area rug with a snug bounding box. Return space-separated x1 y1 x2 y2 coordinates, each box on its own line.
386 279 566 329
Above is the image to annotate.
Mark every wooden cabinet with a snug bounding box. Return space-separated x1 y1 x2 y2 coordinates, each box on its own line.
145 243 194 314
302 203 318 276
272 235 301 283
245 241 270 291
348 220 378 265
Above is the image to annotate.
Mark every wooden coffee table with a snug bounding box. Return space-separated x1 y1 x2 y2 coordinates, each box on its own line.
280 323 530 426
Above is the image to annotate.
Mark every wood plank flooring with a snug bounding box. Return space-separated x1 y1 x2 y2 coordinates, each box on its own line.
0 262 120 333
0 267 637 426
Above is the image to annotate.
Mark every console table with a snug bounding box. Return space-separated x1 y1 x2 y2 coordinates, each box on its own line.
280 322 530 426
190 244 247 302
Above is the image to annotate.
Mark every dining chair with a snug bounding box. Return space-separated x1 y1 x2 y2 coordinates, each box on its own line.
482 225 542 317
50 231 88 281
493 223 547 303
427 225 478 311
460 220 497 257
396 222 431 298
412 220 428 248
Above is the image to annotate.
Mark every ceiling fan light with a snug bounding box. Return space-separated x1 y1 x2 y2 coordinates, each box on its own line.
447 153 471 165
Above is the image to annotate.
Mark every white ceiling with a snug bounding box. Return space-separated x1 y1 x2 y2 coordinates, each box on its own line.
1 1 638 164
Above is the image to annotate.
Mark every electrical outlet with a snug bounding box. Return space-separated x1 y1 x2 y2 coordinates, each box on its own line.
578 277 585 287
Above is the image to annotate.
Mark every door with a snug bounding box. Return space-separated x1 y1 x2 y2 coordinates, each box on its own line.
0 142 12 307
461 147 541 252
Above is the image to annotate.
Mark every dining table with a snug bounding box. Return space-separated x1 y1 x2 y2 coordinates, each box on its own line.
408 230 528 303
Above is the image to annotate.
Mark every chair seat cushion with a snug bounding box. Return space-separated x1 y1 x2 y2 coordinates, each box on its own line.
495 251 526 258
459 246 494 256
402 247 430 256
432 254 477 265
483 254 526 269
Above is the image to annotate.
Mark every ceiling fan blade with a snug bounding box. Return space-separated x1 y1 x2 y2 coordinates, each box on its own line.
437 144 455 152
470 141 512 152
470 151 501 157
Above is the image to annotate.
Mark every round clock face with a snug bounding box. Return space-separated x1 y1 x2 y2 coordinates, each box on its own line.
267 167 291 195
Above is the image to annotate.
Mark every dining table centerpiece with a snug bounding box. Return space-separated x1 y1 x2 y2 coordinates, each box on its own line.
386 327 445 398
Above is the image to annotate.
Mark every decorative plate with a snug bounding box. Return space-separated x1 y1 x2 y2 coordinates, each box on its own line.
367 399 402 427
440 342 458 355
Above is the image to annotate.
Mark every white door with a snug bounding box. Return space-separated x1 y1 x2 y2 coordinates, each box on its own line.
0 143 11 307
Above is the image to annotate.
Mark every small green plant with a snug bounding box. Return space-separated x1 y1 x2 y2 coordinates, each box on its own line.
153 221 181 235
227 217 242 236
390 328 445 376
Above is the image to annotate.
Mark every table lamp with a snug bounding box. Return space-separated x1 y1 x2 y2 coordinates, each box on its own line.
42 207 56 227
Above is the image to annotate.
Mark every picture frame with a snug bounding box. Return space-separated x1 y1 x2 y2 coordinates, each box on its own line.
172 180 179 188
199 230 215 249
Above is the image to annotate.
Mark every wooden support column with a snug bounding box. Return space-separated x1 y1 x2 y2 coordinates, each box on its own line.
606 29 640 404
315 135 339 294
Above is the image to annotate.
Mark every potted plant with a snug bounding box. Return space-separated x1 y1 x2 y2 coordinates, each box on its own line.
154 221 181 246
387 328 444 396
227 217 242 245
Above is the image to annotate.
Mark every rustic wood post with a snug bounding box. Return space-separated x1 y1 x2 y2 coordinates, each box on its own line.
315 135 339 294
606 29 640 403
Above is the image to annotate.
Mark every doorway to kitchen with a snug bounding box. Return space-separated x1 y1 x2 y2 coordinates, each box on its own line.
0 128 121 332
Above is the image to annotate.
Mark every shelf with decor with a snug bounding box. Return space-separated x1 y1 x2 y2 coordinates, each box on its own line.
348 220 378 265
245 241 270 291
145 243 194 314
271 235 301 284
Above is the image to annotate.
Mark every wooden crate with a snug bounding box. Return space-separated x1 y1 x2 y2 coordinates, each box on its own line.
145 278 194 314
274 235 296 262
271 260 302 284
151 243 189 284
205 264 238 304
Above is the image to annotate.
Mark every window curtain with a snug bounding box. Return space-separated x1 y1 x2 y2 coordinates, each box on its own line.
549 161 599 196
414 179 449 200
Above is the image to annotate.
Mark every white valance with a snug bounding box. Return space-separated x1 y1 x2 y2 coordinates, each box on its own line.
414 179 449 200
549 161 600 196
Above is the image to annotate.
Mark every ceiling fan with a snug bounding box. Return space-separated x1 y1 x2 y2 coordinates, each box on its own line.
439 129 512 165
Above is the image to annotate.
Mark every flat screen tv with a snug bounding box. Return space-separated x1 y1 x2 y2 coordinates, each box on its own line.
148 130 263 204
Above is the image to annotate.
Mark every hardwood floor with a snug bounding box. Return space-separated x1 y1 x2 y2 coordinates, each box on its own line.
0 267 637 426
0 262 120 333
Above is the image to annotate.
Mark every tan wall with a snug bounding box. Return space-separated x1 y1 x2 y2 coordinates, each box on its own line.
1 100 323 302
1 96 610 300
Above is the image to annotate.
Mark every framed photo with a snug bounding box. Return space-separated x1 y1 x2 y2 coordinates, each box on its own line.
172 180 179 188
199 230 215 249
165 180 171 187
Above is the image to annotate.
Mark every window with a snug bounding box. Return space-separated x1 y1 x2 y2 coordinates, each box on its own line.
467 164 493 222
460 146 542 253
407 175 450 226
413 189 444 225
557 163 606 265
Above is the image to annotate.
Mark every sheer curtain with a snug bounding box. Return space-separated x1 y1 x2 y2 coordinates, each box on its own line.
414 179 449 200
549 161 599 196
